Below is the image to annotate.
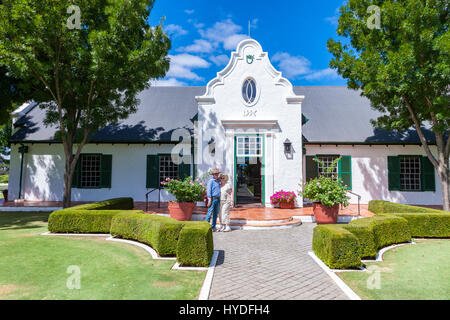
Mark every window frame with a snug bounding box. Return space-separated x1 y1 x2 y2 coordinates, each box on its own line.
79 153 102 189
398 155 422 192
158 154 180 185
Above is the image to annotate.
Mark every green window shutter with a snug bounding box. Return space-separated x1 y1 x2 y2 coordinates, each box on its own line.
305 156 318 182
387 156 400 191
338 156 352 190
71 155 81 188
100 154 112 188
146 155 159 188
178 160 191 180
421 156 436 192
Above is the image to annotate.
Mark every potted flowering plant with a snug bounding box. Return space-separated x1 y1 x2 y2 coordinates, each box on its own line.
301 158 349 224
162 177 206 221
270 190 297 209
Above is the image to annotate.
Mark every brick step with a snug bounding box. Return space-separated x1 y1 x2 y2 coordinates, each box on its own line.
216 218 302 230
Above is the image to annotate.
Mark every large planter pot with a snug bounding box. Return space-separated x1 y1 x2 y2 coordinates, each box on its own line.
279 201 295 209
2 189 7 202
313 202 339 224
168 201 195 221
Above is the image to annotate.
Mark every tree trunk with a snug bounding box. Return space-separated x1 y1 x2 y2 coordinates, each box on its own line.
439 166 450 212
62 144 74 208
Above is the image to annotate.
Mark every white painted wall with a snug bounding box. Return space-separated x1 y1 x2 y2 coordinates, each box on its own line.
304 144 443 205
195 39 304 207
8 143 184 202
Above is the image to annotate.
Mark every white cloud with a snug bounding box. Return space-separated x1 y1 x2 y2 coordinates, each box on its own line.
177 39 214 53
185 9 195 15
210 54 230 66
271 52 312 78
151 78 187 86
325 7 340 26
271 52 340 81
164 24 188 37
223 34 249 50
166 54 211 81
199 19 249 51
304 68 340 81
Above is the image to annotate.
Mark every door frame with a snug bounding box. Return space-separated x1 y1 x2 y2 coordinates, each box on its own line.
233 133 265 206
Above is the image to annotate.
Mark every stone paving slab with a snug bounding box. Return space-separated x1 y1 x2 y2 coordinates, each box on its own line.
209 223 349 300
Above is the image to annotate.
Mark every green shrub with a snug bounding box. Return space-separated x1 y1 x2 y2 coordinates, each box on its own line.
70 197 134 211
388 212 450 238
368 200 450 238
48 209 142 233
48 197 136 233
343 214 411 258
176 222 213 267
111 213 185 256
312 225 361 269
368 200 444 214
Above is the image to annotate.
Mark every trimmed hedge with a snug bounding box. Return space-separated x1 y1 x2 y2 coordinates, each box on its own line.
343 214 411 258
48 197 136 233
69 197 134 211
48 209 143 234
110 213 185 256
47 198 214 267
176 222 214 267
368 200 444 214
312 225 361 269
369 200 450 238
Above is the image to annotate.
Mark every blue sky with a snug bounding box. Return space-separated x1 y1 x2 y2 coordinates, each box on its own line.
148 0 347 87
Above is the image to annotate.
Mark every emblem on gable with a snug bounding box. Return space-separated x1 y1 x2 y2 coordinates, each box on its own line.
246 55 255 64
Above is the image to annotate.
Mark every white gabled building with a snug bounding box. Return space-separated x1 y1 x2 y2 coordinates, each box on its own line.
6 39 443 207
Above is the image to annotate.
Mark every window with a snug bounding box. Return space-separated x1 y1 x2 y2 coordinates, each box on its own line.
317 156 339 180
146 154 190 189
236 136 262 157
80 154 101 188
72 154 112 189
159 155 179 184
242 78 257 104
399 156 421 191
305 155 352 190
387 155 435 192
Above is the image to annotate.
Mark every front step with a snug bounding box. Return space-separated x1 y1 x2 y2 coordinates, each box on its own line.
216 218 302 230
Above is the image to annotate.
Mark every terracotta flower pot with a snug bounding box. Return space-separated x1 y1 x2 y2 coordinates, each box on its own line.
280 201 295 209
2 189 7 202
168 201 195 221
313 202 339 224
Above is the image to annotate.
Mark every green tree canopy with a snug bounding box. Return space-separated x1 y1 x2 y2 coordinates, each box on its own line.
0 0 171 206
327 0 450 210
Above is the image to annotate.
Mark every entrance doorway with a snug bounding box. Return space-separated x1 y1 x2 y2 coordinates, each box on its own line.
234 135 264 206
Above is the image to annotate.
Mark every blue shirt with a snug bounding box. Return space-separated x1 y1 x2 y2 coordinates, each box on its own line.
207 178 221 198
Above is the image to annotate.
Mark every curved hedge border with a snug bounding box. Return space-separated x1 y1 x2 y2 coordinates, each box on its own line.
48 198 135 233
48 198 213 267
368 200 450 238
313 201 450 269
312 225 361 269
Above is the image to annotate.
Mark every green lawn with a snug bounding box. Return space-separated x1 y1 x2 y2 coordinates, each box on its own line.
0 174 8 184
0 184 6 199
0 211 206 300
338 239 450 300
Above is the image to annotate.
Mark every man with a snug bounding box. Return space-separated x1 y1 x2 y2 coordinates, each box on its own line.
205 168 221 231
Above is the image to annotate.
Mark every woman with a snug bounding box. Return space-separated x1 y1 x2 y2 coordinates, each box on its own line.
218 174 232 232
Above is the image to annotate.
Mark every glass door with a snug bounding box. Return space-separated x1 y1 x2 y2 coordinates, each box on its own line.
234 135 264 206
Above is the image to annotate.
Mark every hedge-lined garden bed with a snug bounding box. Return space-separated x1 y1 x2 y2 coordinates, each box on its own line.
313 201 450 269
48 198 213 267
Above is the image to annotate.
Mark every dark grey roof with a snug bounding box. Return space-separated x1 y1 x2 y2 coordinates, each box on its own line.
294 86 436 144
11 87 204 143
11 86 435 144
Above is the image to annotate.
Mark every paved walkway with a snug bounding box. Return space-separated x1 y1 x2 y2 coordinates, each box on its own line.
209 223 349 300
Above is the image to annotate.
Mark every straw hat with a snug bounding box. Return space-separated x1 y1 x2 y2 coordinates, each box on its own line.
211 168 221 175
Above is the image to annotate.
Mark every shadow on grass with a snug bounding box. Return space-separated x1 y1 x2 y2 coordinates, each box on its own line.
0 212 50 230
